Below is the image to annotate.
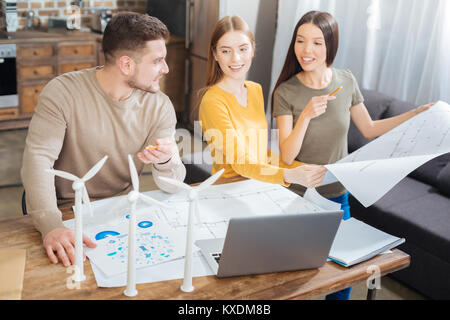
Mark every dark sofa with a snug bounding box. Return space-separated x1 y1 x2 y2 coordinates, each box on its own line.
348 89 450 300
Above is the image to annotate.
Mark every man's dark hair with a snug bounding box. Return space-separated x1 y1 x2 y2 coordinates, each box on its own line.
102 12 170 65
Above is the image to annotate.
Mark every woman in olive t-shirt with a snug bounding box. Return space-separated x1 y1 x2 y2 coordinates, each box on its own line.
271 10 434 300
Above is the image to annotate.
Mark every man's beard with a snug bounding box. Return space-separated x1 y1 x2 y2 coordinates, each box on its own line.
127 74 159 93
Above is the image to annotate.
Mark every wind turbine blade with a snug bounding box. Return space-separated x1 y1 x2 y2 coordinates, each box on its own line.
82 156 108 182
45 169 78 181
139 194 171 210
128 154 140 191
196 168 225 192
81 187 94 218
157 176 191 191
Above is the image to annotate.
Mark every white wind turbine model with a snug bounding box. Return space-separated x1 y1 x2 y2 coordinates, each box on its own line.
108 154 171 297
46 155 108 282
157 168 225 292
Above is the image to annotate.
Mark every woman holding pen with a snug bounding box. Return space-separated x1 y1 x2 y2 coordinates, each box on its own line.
198 16 326 189
271 10 434 300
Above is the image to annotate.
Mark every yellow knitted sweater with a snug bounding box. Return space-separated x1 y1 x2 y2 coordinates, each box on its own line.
199 81 302 185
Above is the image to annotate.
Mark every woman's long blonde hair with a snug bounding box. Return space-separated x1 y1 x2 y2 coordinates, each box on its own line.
191 16 255 121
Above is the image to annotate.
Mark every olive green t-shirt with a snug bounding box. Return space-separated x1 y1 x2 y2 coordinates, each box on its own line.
273 68 364 198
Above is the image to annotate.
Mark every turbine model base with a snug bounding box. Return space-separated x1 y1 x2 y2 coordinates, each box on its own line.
180 285 194 292
124 288 138 297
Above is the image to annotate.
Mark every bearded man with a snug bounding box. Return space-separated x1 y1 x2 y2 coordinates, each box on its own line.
21 12 186 266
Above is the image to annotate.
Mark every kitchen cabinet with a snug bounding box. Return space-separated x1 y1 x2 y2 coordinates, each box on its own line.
0 31 186 130
16 38 99 117
0 30 102 130
0 107 18 121
17 44 54 59
18 83 46 115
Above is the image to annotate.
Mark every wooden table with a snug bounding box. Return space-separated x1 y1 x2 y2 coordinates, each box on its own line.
0 177 410 300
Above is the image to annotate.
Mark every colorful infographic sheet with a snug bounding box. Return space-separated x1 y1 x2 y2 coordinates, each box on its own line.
64 210 185 277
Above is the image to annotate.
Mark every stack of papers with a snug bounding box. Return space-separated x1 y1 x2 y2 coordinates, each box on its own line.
328 218 405 267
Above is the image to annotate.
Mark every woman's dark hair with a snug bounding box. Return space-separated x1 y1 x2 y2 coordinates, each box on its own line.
102 12 170 65
270 11 339 127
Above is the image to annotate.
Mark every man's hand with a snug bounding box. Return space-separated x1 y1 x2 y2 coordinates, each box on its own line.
137 136 176 165
43 227 97 267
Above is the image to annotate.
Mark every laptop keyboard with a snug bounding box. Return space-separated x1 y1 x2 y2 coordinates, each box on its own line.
211 253 221 264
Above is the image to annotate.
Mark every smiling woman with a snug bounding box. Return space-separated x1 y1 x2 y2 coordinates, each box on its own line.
202 16 255 96
214 31 253 83
198 16 327 189
271 10 436 300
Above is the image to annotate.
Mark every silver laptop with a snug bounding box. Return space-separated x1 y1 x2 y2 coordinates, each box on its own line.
195 211 344 278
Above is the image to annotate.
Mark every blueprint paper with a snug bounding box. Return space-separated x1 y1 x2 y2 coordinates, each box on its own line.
326 154 441 207
304 188 341 211
65 179 333 287
320 170 339 186
323 101 450 207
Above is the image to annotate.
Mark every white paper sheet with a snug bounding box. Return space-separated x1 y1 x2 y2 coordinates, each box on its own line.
328 218 405 267
323 101 450 207
304 188 342 211
65 179 333 287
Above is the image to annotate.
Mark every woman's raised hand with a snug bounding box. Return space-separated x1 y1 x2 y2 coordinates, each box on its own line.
414 102 435 115
301 95 336 120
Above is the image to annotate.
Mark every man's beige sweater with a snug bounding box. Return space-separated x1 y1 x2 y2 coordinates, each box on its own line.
21 67 186 237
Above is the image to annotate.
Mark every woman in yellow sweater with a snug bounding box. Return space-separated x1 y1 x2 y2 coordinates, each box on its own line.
199 16 326 188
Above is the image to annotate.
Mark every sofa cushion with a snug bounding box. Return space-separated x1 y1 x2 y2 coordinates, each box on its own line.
384 97 415 117
437 161 450 197
361 89 393 120
410 153 450 188
348 89 392 152
349 177 450 265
